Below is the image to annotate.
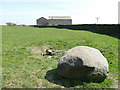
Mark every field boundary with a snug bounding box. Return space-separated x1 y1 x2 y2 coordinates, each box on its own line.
32 24 119 39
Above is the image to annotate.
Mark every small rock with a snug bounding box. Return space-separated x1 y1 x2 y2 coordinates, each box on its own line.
46 49 53 55
48 56 52 58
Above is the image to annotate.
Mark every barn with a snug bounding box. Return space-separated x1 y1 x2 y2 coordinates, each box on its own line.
36 16 72 26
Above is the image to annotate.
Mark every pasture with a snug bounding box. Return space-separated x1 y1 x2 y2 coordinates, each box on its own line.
2 26 118 88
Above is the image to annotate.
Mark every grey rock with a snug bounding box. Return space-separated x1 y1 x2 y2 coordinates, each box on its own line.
57 46 109 82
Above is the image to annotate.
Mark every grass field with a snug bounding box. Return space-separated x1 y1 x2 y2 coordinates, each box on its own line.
2 26 118 88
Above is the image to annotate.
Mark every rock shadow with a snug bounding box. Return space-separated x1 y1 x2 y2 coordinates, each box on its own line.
45 68 91 88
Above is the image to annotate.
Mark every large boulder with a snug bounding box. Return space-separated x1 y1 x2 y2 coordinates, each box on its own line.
57 46 109 82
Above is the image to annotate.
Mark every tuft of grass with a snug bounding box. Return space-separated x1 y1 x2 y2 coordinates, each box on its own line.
2 26 118 88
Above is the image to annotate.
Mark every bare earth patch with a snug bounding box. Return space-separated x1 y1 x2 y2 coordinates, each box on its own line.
108 74 118 88
36 79 43 88
28 45 64 59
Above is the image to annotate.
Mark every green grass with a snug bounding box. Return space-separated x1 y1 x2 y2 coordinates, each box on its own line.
2 26 118 88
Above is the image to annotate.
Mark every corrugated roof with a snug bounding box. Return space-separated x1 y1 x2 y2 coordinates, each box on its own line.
48 16 71 19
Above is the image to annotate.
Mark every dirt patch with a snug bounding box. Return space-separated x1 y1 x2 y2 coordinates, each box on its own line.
30 47 43 55
108 74 118 88
29 45 64 59
36 79 43 88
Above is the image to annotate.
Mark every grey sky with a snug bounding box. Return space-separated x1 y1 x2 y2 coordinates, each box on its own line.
0 0 119 25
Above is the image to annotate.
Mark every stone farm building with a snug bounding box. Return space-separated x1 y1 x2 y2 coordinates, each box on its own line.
36 16 72 26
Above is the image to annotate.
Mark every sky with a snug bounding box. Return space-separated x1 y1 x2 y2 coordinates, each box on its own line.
118 1 120 24
0 0 120 25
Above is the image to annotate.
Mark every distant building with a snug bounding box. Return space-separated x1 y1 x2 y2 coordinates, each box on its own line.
36 16 72 26
36 17 48 26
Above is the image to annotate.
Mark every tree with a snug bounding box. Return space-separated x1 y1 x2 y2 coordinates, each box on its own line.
6 22 17 26
6 22 13 26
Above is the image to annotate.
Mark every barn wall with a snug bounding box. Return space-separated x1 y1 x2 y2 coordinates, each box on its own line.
37 18 48 26
36 17 72 26
48 19 72 26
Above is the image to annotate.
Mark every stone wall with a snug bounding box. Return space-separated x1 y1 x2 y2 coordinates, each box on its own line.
33 24 119 38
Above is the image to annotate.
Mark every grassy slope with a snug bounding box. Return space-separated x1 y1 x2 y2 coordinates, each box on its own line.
2 26 118 88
